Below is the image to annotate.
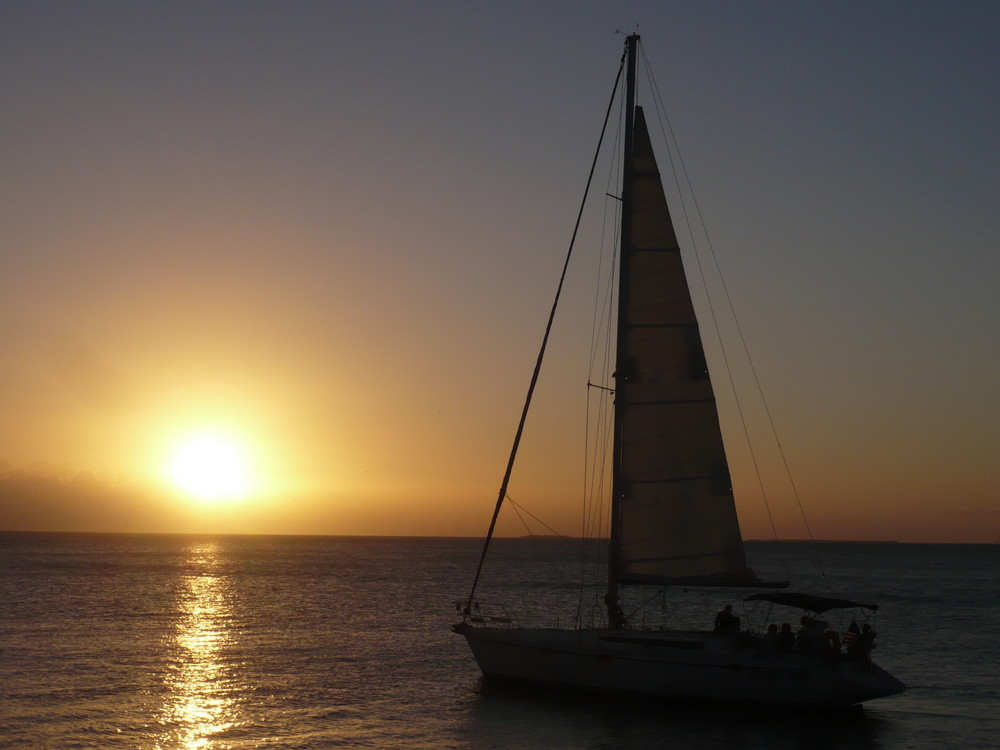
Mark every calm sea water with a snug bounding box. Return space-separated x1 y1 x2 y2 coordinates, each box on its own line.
1 533 997 749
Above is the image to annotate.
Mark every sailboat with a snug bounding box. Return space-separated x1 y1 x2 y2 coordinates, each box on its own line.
454 35 905 708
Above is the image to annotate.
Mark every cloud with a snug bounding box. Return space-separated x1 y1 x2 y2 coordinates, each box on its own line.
0 466 165 532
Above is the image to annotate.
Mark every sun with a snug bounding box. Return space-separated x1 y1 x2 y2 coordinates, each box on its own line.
166 432 254 502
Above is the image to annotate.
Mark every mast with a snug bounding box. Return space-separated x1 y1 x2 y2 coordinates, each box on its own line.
606 33 639 630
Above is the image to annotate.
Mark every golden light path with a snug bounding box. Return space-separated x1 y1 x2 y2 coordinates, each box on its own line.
159 542 241 749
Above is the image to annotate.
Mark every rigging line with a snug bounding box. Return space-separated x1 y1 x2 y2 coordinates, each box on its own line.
588 100 622 529
582 390 602 545
585 265 617 536
583 392 611 534
580 93 624 619
507 497 533 537
584 255 617 553
588 100 624 378
463 49 628 615
639 46 821 572
582 384 614 563
579 385 608 625
579 380 594 625
637 44 784 545
505 495 566 538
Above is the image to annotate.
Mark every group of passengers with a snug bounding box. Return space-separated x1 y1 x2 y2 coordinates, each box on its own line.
714 605 876 662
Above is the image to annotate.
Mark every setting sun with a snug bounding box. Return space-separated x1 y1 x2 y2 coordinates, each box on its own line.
166 432 254 502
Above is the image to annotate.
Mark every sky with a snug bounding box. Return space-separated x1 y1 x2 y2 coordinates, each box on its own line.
1 1 998 543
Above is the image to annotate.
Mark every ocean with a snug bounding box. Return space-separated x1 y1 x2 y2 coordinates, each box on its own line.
1 533 997 749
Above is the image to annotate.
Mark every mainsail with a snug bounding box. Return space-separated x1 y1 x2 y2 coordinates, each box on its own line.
614 107 755 587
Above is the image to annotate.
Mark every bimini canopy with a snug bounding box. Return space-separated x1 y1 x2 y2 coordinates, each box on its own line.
743 592 878 613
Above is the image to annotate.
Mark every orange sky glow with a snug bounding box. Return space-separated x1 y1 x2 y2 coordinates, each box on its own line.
2 3 998 544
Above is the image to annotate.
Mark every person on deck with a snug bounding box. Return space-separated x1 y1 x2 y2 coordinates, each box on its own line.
761 623 779 652
857 623 876 671
796 615 828 653
778 622 795 651
714 604 740 633
858 624 876 652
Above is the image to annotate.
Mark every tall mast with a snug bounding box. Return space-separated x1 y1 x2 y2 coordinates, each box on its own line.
606 33 638 630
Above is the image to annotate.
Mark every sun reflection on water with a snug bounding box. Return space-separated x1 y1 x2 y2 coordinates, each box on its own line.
159 542 241 749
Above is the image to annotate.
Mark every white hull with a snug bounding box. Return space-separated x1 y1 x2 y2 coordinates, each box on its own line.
455 624 905 708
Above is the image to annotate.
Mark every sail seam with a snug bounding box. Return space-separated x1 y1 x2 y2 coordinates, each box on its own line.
625 476 721 484
627 322 696 328
629 552 737 563
625 397 716 405
630 247 680 253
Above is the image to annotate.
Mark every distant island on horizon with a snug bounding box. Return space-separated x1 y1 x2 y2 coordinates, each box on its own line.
13 530 1000 545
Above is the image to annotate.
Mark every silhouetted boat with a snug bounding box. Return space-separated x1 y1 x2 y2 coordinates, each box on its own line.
454 34 905 708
